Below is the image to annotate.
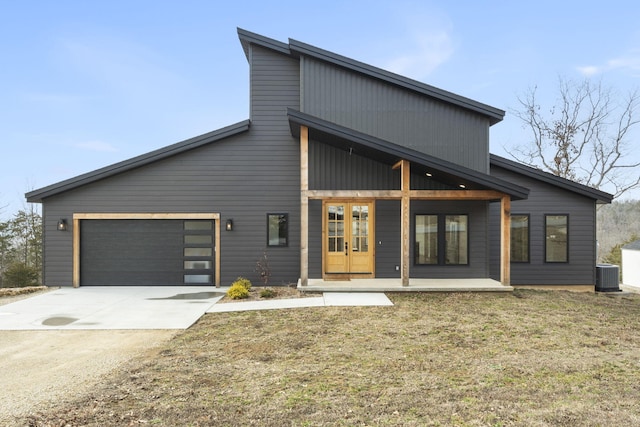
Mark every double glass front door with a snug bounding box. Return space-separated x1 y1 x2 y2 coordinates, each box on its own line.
324 201 374 277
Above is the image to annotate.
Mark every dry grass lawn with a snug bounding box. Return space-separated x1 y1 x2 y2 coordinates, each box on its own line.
24 290 640 426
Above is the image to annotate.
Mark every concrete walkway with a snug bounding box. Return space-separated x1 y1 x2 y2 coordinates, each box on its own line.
0 287 393 330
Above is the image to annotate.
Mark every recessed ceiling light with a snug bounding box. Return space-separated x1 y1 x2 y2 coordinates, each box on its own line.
459 184 466 189
425 172 432 177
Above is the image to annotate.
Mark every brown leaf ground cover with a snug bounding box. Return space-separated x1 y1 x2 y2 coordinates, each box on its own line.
23 290 640 426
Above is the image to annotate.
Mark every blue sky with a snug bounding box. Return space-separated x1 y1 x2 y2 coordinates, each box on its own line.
2 1 639 218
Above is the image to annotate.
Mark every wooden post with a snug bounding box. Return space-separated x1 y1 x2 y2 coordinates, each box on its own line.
72 217 80 287
400 160 410 286
300 126 309 286
500 195 511 286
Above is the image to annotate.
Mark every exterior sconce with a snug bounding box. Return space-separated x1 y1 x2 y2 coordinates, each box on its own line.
57 218 68 231
225 219 233 231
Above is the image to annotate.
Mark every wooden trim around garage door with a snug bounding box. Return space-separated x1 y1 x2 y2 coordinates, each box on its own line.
72 213 221 288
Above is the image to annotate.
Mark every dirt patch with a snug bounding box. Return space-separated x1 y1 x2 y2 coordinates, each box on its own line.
0 329 176 426
0 286 52 306
22 290 640 426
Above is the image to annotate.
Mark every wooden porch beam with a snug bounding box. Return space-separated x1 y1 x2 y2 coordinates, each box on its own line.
305 190 402 199
409 190 505 200
400 160 410 286
300 125 309 286
500 195 511 286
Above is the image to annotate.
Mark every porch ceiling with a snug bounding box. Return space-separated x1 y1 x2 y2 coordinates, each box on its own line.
287 109 529 200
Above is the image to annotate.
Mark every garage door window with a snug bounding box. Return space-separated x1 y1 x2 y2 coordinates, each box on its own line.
183 220 215 284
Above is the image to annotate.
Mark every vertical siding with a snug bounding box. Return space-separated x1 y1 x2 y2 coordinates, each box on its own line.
489 166 597 286
302 58 490 173
375 200 401 278
309 140 400 190
42 45 301 287
308 200 323 278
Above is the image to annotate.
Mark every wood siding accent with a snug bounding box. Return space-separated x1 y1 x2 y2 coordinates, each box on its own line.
300 125 309 285
500 195 511 285
302 58 491 173
489 165 597 286
43 45 301 287
400 160 410 286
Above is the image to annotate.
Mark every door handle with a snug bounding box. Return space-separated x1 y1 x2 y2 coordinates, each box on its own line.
345 241 348 255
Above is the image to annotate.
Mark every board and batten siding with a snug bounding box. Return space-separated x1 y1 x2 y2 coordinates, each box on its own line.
309 140 399 190
489 166 597 286
42 45 302 287
301 57 491 173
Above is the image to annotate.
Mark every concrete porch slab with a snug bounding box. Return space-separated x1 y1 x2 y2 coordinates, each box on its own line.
300 278 513 292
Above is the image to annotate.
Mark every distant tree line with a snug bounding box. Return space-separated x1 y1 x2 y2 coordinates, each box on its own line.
0 205 42 287
597 199 640 263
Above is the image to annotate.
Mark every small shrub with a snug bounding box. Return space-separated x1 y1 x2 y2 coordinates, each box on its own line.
2 263 40 288
227 283 249 300
260 288 276 298
232 276 252 291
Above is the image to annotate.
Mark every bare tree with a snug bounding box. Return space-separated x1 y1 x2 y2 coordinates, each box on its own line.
509 78 640 199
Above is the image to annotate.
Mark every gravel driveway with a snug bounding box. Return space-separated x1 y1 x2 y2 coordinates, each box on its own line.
0 291 178 424
0 328 176 424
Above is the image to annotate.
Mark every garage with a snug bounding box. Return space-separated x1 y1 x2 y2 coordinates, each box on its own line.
79 218 216 286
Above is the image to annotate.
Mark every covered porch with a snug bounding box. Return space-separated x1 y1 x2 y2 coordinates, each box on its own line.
299 278 513 292
288 110 530 292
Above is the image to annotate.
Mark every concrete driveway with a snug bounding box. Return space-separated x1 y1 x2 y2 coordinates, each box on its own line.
0 286 226 330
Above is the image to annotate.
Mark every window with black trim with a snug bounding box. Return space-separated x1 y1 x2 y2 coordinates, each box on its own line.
545 214 568 263
511 214 529 263
415 214 468 265
267 213 288 247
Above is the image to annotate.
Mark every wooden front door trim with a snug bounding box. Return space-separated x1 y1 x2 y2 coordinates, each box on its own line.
322 200 375 280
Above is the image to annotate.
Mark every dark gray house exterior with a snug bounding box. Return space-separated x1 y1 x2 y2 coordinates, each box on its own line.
26 29 612 291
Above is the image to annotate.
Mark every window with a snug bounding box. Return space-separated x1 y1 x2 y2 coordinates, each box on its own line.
545 215 568 263
267 213 288 247
511 215 529 263
415 214 468 265
415 215 438 264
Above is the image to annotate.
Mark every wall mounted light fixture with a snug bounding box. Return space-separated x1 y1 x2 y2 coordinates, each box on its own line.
57 218 68 231
225 219 233 231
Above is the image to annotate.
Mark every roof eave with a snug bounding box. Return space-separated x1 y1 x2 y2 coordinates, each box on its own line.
26 120 251 203
237 27 291 61
288 109 528 200
236 28 505 125
489 154 614 203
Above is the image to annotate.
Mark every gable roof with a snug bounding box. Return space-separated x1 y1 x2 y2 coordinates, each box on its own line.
238 28 505 125
287 109 529 200
26 120 251 203
489 154 613 203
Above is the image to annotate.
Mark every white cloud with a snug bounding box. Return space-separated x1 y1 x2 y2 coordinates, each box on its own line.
381 6 455 80
74 140 118 152
577 49 640 77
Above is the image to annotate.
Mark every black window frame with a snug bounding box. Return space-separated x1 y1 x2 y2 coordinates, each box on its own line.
414 213 469 266
510 214 530 263
544 214 569 263
266 213 289 247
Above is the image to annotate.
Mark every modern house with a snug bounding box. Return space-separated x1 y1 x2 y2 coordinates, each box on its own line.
26 29 613 292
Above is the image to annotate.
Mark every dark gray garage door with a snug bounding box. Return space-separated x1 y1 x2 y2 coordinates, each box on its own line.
80 219 215 285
